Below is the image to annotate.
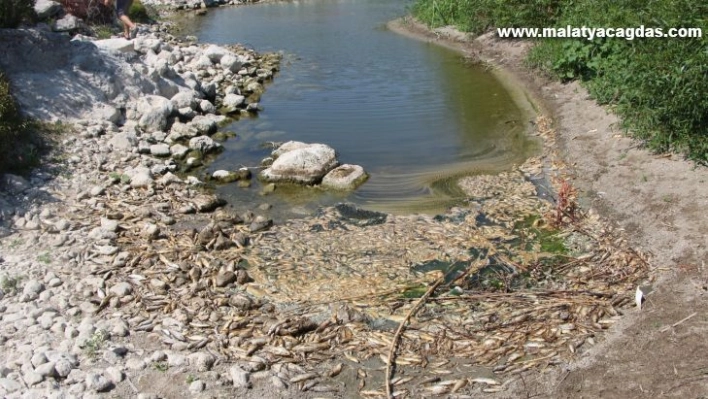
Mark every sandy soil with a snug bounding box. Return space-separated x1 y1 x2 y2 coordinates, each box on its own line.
389 17 708 399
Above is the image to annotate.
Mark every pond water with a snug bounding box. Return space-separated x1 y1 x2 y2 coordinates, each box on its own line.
176 0 538 218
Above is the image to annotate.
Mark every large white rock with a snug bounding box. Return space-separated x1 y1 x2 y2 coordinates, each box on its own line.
52 14 82 32
166 121 199 142
220 54 243 73
135 95 174 132
261 143 338 184
272 141 310 157
321 164 368 190
87 104 122 124
34 0 62 19
203 45 228 63
171 90 199 110
93 38 136 54
189 136 222 154
222 94 245 112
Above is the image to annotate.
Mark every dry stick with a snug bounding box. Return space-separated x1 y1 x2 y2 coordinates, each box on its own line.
660 312 697 333
385 275 445 399
384 259 487 399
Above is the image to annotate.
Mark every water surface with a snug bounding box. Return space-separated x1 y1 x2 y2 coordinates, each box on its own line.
177 0 537 218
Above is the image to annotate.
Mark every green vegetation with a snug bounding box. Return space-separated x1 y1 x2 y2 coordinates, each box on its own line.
129 0 152 23
0 72 48 175
0 274 23 294
400 285 428 298
412 0 708 162
84 330 108 358
37 252 52 264
152 361 169 372
0 0 35 28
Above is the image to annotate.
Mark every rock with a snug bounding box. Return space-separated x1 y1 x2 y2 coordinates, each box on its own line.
166 121 199 142
125 358 147 371
93 38 136 53
23 280 45 299
271 140 310 157
0 377 23 392
203 45 228 63
188 352 215 372
31 352 49 367
90 185 106 196
169 144 190 159
104 367 124 384
248 216 272 233
192 195 226 212
108 132 138 151
85 372 113 392
35 361 57 378
109 282 132 297
100 217 119 232
271 375 288 389
189 136 221 154
261 183 276 195
34 0 62 19
189 380 206 393
150 144 171 157
199 99 216 114
23 370 44 386
215 272 236 287
88 104 122 124
135 95 174 132
53 14 82 32
321 164 368 190
245 80 263 94
143 223 160 239
170 90 199 110
222 94 245 112
158 172 182 185
220 54 243 73
261 143 338 184
130 173 154 188
190 115 221 135
212 170 239 182
55 218 71 231
230 365 251 389
54 359 73 378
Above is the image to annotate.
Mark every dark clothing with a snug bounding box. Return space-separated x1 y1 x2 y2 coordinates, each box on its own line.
116 0 133 17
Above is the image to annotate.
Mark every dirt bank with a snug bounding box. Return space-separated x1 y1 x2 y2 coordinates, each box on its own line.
390 16 708 399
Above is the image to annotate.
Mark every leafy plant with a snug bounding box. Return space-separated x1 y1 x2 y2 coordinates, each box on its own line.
84 329 108 358
0 0 35 28
152 361 169 372
37 252 52 264
0 274 23 294
413 0 708 162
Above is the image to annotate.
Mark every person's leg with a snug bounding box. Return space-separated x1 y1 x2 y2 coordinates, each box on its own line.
116 0 136 38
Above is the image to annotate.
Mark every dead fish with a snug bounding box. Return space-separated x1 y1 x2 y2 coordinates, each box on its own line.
471 377 500 385
290 373 318 384
328 363 344 377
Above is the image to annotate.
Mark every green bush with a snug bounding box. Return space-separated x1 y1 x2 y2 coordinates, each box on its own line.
413 0 708 162
0 72 41 174
411 0 562 33
129 0 151 23
0 0 36 28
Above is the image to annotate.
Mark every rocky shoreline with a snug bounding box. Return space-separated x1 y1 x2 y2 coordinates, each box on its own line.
0 4 668 399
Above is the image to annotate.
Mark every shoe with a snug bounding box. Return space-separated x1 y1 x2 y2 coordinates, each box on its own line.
129 25 139 39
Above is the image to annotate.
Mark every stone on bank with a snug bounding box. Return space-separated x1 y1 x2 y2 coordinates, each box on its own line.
260 141 367 190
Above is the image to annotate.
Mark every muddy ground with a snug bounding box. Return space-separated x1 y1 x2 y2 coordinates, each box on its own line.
390 16 708 399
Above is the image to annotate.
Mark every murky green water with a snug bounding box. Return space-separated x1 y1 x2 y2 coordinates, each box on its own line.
176 0 537 218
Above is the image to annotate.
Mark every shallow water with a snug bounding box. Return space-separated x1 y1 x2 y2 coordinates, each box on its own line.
177 0 538 218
